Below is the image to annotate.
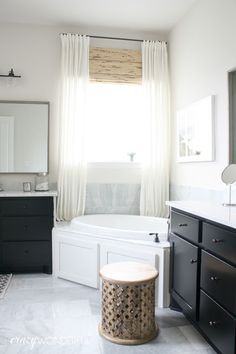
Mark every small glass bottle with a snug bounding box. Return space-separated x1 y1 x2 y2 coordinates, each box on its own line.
35 173 49 192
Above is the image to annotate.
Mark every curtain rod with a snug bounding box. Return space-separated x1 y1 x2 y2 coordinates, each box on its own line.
60 33 167 44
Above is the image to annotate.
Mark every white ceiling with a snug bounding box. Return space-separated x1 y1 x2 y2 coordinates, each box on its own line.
0 0 197 33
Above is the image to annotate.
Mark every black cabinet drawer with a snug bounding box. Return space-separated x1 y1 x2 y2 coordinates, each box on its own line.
2 241 51 268
170 233 199 320
0 197 53 216
201 251 236 315
199 291 236 354
171 211 200 243
202 223 236 265
0 216 53 241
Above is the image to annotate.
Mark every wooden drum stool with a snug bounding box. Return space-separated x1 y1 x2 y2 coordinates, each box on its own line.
99 262 159 345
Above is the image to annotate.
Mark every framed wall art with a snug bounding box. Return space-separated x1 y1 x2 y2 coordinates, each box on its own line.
177 95 214 162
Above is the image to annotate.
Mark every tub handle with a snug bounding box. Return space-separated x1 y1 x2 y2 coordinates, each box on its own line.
149 233 160 243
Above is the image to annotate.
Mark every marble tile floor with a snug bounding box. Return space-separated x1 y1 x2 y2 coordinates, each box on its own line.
0 274 216 354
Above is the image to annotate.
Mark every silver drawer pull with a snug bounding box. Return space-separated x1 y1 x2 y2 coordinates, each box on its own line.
209 321 218 327
210 276 219 281
190 259 197 264
178 223 188 227
212 238 224 243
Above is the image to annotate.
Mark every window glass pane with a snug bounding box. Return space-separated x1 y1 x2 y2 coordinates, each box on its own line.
86 82 144 162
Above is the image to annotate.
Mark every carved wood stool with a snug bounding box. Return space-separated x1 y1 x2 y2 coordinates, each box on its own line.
99 262 159 345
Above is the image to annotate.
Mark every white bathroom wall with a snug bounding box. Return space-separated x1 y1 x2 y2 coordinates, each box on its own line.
169 0 236 201
0 23 166 213
0 23 60 187
0 23 166 189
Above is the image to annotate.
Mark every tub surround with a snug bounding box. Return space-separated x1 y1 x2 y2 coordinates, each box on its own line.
53 215 170 308
0 192 57 274
167 200 236 354
85 183 140 215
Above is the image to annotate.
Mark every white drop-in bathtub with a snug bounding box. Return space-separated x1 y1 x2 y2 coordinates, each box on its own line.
71 214 169 242
53 214 170 307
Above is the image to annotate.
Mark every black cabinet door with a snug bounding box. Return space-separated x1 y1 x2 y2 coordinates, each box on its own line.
201 250 236 315
0 197 53 216
199 291 235 354
170 233 199 320
1 241 51 273
0 216 53 241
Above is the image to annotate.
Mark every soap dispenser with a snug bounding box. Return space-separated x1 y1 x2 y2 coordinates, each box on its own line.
35 173 49 192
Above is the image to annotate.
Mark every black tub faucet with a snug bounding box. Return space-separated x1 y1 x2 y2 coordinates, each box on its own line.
149 233 160 242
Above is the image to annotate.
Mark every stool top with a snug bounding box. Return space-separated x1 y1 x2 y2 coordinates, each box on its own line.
100 262 158 284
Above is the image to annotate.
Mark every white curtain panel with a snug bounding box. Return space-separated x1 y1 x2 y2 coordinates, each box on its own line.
57 34 90 221
140 41 170 217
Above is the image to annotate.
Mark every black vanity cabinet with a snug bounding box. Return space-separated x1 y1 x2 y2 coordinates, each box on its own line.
169 208 236 354
0 197 54 274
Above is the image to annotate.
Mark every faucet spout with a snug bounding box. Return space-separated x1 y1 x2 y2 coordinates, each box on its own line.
149 232 160 243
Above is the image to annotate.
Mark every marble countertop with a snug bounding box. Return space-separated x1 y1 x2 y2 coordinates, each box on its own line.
166 200 236 229
0 190 57 197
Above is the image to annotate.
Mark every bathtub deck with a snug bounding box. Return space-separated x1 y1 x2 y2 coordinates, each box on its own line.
54 221 170 248
0 273 216 353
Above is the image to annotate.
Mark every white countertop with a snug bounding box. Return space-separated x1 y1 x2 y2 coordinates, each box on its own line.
166 200 236 229
0 190 57 197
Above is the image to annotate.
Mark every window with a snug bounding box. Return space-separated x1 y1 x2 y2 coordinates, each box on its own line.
86 82 144 163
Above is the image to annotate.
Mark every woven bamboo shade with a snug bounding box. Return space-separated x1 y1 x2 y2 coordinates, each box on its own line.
89 47 142 84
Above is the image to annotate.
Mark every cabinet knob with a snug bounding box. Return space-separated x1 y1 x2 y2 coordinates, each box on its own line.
212 238 224 243
178 223 188 227
210 276 219 281
190 259 197 264
24 250 29 254
209 321 218 327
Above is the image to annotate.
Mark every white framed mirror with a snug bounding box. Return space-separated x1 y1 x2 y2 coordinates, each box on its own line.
0 101 49 173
